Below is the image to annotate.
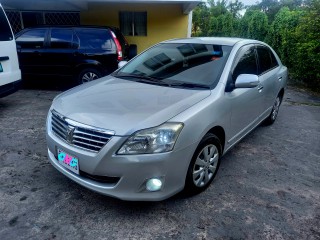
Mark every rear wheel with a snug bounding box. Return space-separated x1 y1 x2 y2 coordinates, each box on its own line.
264 95 282 125
184 133 221 195
77 68 102 85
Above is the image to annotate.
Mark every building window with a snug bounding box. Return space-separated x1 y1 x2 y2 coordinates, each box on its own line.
119 11 147 36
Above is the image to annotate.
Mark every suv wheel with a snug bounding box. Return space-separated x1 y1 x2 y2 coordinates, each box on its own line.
77 68 102 84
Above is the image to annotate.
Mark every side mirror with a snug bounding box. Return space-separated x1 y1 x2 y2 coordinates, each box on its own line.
118 61 128 68
235 74 259 88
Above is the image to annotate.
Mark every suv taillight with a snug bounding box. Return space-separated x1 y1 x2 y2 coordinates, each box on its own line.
110 31 123 61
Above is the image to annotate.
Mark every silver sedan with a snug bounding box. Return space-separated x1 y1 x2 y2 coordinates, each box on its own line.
46 37 287 201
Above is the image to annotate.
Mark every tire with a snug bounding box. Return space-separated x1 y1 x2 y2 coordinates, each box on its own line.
77 68 102 85
264 95 282 125
184 133 222 195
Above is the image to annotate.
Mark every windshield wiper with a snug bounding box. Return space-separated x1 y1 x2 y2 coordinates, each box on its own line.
167 82 210 89
114 73 169 86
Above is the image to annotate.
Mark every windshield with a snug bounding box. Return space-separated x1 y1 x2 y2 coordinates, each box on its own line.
114 43 232 89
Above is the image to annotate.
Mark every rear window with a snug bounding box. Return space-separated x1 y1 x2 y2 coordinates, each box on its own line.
0 7 13 41
75 28 114 50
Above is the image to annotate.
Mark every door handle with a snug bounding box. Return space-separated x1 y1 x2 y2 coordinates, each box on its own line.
278 76 282 81
258 85 264 91
0 56 9 61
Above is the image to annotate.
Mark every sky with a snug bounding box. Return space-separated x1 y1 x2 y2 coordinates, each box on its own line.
239 0 261 6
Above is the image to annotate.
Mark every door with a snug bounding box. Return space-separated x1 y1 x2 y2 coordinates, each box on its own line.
16 28 48 75
0 5 20 87
226 44 263 145
41 28 76 76
256 45 282 115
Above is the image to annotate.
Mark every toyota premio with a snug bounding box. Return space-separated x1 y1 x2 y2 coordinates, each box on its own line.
46 37 287 201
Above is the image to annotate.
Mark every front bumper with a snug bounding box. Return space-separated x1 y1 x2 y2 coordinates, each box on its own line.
46 122 197 201
0 79 21 98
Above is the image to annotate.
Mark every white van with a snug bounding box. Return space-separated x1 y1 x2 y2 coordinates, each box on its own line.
0 3 21 98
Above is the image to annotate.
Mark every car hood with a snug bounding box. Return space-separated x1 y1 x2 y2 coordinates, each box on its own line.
52 76 211 136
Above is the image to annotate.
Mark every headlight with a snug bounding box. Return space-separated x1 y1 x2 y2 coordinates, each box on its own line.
117 123 184 155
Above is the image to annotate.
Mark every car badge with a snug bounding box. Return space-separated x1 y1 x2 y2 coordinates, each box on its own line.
66 126 75 144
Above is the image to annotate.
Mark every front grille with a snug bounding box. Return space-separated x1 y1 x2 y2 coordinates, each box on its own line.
51 110 114 152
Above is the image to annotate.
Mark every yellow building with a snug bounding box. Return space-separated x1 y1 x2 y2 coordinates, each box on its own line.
2 0 201 53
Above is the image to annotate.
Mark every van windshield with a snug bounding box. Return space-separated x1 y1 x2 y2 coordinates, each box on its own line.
0 7 13 41
114 43 232 89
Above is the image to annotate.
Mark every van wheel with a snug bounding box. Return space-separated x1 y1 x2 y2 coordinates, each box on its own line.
77 68 102 84
184 133 221 195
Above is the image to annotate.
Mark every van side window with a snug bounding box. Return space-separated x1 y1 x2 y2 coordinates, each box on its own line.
232 45 258 80
0 7 13 41
50 28 73 49
16 29 46 48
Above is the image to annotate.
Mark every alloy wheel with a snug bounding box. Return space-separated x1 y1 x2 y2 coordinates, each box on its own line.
82 72 99 83
193 144 219 187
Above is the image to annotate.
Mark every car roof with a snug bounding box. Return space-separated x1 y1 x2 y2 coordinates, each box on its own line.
162 37 261 46
15 25 119 33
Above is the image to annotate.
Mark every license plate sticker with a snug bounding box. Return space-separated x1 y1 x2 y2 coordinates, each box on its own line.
57 149 79 175
0 64 3 73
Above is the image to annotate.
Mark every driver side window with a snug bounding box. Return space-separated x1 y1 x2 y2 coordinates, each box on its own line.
232 45 258 81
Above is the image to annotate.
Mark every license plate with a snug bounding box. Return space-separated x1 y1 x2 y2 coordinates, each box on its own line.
57 149 79 175
0 64 3 73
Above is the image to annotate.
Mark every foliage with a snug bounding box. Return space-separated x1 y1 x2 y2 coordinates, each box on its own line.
238 10 269 41
292 0 320 88
191 0 320 90
265 7 302 67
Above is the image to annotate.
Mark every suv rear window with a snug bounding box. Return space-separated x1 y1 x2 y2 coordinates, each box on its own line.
75 28 114 50
0 7 13 41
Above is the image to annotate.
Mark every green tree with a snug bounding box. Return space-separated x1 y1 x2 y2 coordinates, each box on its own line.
292 0 320 88
228 0 245 18
265 7 301 66
192 3 211 36
238 10 269 41
209 12 239 37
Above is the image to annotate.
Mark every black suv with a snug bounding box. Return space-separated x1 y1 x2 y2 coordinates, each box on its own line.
15 26 136 84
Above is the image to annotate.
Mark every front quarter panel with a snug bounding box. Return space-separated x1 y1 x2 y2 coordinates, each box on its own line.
171 83 231 159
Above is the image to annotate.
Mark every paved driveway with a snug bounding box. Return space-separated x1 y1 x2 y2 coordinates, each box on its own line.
0 87 319 239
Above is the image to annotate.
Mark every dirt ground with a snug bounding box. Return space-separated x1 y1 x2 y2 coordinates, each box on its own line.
0 86 319 239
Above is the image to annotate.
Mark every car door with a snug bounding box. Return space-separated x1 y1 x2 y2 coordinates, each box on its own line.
41 28 76 76
226 44 264 145
256 45 283 115
16 28 48 76
0 4 21 90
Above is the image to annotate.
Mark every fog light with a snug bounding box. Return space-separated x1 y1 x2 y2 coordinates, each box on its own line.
146 178 162 192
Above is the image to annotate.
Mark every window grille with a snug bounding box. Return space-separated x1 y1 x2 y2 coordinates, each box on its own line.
4 11 80 34
5 11 22 34
45 12 80 25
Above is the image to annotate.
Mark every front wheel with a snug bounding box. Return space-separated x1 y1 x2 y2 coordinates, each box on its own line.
77 68 102 85
184 133 221 195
